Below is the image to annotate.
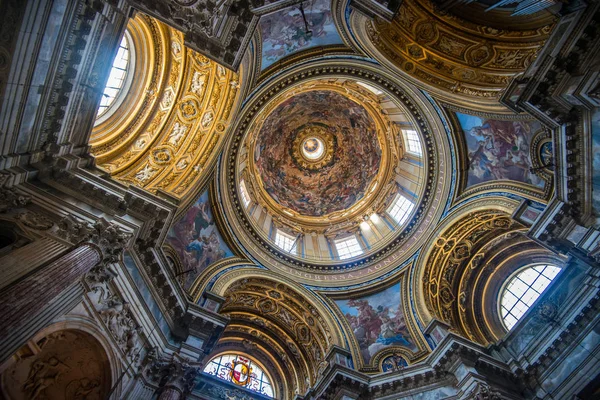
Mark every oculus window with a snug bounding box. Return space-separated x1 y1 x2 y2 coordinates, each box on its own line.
404 129 422 157
334 236 363 260
500 264 561 330
275 229 297 253
97 34 132 117
203 354 274 397
386 194 414 225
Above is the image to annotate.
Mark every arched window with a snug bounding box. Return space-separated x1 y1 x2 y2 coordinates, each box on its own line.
203 353 274 397
500 264 561 330
97 33 132 117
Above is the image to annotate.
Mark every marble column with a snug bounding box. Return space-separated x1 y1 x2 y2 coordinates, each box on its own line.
0 243 101 339
158 387 184 400
0 217 130 362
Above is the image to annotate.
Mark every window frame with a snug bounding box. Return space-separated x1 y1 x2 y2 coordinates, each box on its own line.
386 193 415 226
274 229 298 254
203 353 275 397
334 235 363 260
403 129 423 157
239 180 252 208
499 264 561 331
96 31 135 122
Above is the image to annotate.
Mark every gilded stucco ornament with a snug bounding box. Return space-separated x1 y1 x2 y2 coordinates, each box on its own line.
209 275 344 397
90 14 244 201
345 0 554 110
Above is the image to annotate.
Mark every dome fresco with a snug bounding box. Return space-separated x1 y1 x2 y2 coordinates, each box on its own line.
254 90 382 216
226 73 440 272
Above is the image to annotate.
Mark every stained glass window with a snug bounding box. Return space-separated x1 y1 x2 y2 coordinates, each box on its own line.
97 34 131 117
386 193 414 225
500 264 561 330
334 235 363 260
203 354 274 397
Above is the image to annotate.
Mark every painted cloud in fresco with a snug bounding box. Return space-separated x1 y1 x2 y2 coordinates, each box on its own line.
592 109 600 213
457 112 545 189
259 0 343 69
165 190 233 291
335 284 417 364
254 90 381 216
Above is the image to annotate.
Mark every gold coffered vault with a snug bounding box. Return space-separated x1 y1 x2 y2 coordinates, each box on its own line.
1 0 600 399
89 14 248 201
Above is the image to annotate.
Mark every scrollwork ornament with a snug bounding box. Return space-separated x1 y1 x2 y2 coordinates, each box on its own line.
0 186 30 213
16 211 54 230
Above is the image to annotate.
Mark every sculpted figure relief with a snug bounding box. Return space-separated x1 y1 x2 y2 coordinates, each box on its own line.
1 330 110 399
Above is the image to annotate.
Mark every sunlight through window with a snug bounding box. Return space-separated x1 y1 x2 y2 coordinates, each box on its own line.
240 180 251 208
97 34 131 117
335 235 363 260
500 264 561 330
275 229 297 253
387 193 415 225
404 129 422 157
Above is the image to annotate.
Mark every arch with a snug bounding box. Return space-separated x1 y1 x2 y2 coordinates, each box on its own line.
210 268 345 346
342 0 554 110
412 196 521 328
90 13 249 203
208 272 347 397
0 321 117 399
413 196 564 343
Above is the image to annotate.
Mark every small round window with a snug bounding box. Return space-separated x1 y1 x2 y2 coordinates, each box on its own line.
97 33 132 117
500 264 560 330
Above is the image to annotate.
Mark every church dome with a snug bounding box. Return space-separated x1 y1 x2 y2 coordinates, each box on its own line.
253 89 382 217
218 60 453 285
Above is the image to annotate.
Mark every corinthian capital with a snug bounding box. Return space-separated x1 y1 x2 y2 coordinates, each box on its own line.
58 215 131 262
145 353 200 396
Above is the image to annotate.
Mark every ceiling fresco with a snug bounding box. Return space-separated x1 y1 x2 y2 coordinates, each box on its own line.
254 90 382 216
259 0 343 69
335 283 418 365
164 190 234 292
457 112 545 189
